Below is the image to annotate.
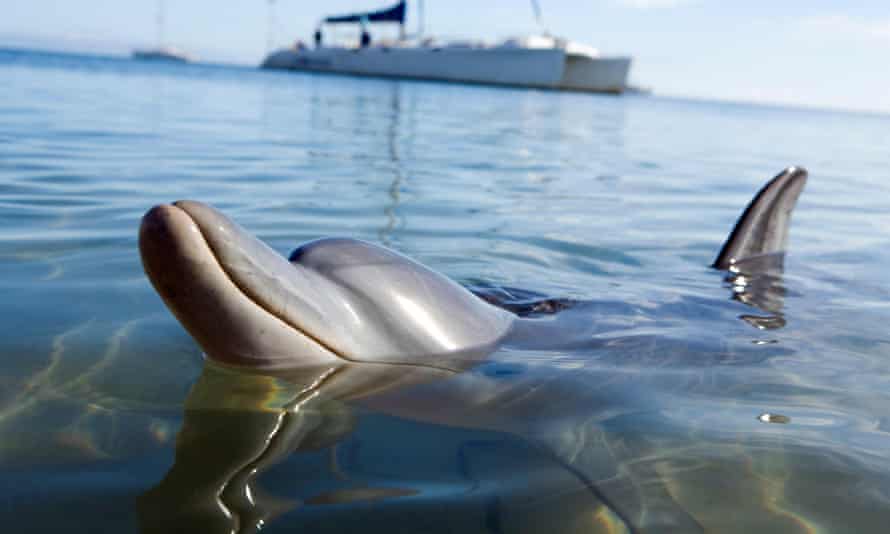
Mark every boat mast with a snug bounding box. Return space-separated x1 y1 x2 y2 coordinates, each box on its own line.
530 0 548 35
156 0 166 47
417 0 424 39
266 0 276 52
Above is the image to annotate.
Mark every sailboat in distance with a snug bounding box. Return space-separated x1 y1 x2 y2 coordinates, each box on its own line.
262 0 632 94
132 0 192 63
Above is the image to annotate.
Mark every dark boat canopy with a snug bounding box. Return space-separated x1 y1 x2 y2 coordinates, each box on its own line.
323 0 406 25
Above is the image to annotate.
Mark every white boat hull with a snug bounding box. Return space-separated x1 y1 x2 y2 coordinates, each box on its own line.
261 46 631 94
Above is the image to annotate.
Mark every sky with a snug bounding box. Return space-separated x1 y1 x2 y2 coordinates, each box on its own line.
2 0 890 114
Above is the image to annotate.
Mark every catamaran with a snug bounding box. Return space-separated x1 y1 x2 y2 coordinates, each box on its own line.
261 1 632 94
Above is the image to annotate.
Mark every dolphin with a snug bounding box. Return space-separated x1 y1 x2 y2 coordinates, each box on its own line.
139 202 512 371
138 167 807 370
136 167 831 533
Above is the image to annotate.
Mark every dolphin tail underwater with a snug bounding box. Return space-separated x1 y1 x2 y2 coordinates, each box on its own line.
712 166 807 270
139 166 808 369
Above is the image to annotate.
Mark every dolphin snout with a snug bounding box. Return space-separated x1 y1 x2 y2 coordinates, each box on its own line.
139 203 199 247
139 201 345 369
141 202 187 229
139 203 202 284
140 203 177 240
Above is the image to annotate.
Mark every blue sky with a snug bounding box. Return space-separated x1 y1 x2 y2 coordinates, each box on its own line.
2 0 889 113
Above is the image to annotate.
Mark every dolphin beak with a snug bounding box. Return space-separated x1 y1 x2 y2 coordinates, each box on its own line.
139 203 344 370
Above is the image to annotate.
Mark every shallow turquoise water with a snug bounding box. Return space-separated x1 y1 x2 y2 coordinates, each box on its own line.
2 47 890 532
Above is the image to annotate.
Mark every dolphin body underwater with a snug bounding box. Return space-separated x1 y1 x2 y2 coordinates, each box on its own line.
137 167 864 534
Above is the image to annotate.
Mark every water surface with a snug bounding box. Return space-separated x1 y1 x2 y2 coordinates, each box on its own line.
2 48 890 533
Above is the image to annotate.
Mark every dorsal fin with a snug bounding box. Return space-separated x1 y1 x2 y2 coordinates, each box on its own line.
712 167 807 269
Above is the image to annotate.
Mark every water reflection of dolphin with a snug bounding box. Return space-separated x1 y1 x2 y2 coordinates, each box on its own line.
139 360 645 534
139 351 853 534
138 168 814 532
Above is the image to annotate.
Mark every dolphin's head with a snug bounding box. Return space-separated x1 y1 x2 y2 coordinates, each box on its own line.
139 201 514 370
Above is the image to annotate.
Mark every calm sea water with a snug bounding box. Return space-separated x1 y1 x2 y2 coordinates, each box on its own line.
2 47 890 533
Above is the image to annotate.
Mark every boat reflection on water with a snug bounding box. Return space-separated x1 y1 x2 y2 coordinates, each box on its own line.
138 255 890 533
